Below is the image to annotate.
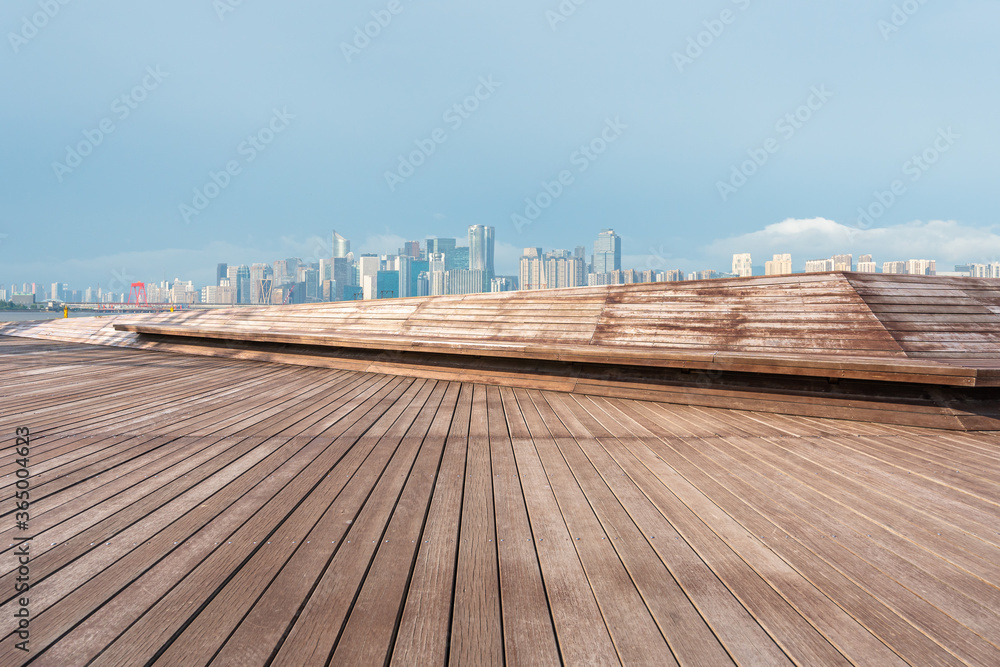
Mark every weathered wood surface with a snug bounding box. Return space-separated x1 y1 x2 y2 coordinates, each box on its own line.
3 274 1000 388
2 335 999 665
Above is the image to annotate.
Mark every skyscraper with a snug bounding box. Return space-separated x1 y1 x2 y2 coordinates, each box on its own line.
593 229 622 274
426 237 457 256
358 255 380 300
216 263 228 286
333 231 350 259
402 241 421 258
468 225 495 280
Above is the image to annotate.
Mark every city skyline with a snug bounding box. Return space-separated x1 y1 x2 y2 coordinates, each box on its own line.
9 218 998 306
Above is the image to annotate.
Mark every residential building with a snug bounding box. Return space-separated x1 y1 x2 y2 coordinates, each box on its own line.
519 248 546 290
732 253 752 278
765 254 793 276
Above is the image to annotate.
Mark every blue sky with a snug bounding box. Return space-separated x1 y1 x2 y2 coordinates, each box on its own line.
2 0 1000 289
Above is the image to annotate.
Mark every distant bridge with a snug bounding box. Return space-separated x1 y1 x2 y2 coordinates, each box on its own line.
47 302 187 313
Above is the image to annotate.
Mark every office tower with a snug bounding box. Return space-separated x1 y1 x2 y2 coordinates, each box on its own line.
409 259 428 297
395 255 413 298
417 272 430 297
427 237 457 256
732 253 752 278
235 265 251 304
428 252 446 274
358 255 380 300
764 254 792 276
250 263 273 305
446 247 469 272
519 248 545 290
402 241 421 258
446 269 488 295
593 229 622 274
372 271 400 299
333 231 350 259
468 225 495 280
216 263 228 286
428 253 447 296
331 257 355 301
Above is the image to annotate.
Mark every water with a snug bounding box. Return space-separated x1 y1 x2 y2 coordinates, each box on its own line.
0 311 100 323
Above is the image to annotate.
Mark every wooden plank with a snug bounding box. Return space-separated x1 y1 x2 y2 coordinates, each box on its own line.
518 389 675 664
499 387 621 664
448 384 504 665
389 383 470 665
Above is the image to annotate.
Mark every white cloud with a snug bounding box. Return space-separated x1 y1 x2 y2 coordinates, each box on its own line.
702 217 1000 269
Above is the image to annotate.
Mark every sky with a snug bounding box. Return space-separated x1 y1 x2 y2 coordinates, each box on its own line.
2 0 1000 290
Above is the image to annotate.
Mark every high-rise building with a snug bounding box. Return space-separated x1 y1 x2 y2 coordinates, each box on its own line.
395 255 413 298
491 277 517 292
331 257 355 301
374 270 400 299
765 254 792 276
832 254 853 271
857 254 877 273
428 253 447 296
593 229 622 274
445 269 488 295
468 225 495 280
906 259 936 276
882 261 907 275
805 259 834 273
358 255 380 300
216 263 228 286
545 249 586 288
402 241 421 259
427 237 457 256
235 265 251 304
519 248 545 290
333 231 350 259
732 253 752 278
446 247 469 273
250 263 273 305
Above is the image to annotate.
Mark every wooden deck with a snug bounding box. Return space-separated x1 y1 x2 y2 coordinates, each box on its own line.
2 335 999 665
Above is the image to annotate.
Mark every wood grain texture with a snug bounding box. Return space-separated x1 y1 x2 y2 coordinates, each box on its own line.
2 303 1000 666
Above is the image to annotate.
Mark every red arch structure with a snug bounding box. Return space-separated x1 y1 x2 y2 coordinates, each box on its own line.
129 282 147 304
